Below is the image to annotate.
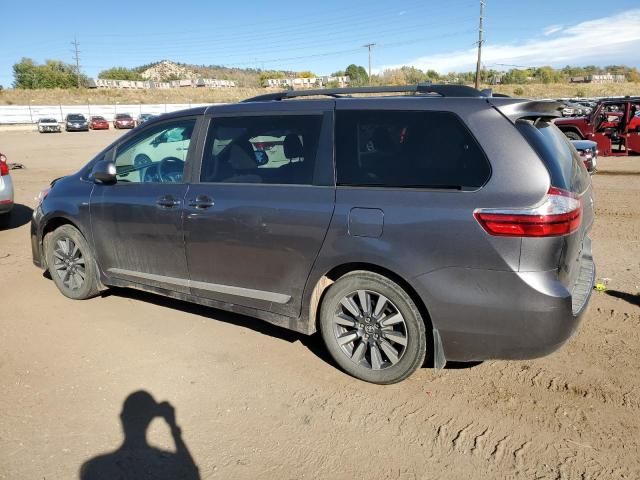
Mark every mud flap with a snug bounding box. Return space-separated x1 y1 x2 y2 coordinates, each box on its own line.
433 328 447 370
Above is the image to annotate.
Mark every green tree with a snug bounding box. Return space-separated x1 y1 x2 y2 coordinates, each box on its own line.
258 70 284 85
400 66 427 84
13 57 87 89
298 71 316 78
98 67 143 81
345 64 369 86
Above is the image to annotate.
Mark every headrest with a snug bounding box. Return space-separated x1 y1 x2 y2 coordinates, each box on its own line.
284 134 304 159
228 144 257 170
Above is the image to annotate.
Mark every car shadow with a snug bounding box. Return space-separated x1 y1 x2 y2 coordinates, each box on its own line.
102 287 484 373
605 289 640 307
102 287 336 367
0 204 32 231
79 390 200 480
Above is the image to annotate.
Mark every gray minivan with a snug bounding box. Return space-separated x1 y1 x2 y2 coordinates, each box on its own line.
31 85 595 384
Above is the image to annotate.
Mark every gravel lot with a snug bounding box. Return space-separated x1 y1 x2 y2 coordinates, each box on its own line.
1 129 639 479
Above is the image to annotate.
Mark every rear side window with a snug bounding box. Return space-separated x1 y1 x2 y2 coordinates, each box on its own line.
516 119 590 193
201 115 322 185
335 110 490 189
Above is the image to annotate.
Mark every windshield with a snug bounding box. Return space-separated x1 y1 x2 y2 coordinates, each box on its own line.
92 116 105 121
41 118 57 123
68 114 85 121
116 114 132 119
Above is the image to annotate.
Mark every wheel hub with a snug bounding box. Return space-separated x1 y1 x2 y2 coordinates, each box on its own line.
333 290 408 370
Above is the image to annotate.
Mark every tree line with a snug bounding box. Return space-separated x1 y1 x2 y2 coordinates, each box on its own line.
9 57 640 90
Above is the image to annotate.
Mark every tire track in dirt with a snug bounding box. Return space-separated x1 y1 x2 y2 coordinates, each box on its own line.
505 365 640 410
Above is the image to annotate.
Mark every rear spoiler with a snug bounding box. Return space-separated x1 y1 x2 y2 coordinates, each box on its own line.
488 98 564 122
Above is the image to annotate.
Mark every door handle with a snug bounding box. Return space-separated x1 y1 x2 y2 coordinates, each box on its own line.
156 195 181 208
188 195 215 209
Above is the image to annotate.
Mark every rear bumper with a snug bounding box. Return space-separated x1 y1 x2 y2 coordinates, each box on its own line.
413 251 595 362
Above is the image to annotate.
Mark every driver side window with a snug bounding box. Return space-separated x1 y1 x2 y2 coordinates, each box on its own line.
114 118 196 184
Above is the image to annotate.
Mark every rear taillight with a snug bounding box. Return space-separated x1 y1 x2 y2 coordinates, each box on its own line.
474 187 582 237
0 154 8 176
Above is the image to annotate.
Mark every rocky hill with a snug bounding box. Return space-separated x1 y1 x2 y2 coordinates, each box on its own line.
139 60 198 81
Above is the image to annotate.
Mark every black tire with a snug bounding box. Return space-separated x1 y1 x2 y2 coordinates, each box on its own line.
563 131 582 141
319 271 427 384
44 224 100 300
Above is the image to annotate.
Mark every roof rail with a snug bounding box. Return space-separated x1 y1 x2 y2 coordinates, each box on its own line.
242 84 486 102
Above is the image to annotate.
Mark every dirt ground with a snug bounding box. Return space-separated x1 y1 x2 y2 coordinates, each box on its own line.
0 129 639 480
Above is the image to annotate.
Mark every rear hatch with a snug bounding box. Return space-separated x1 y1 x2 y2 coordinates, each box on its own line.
516 118 594 312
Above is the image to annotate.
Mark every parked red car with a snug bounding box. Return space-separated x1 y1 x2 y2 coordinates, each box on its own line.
554 98 640 156
113 114 135 129
89 116 109 130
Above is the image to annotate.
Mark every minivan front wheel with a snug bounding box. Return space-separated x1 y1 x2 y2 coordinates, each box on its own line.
45 225 99 300
319 271 426 384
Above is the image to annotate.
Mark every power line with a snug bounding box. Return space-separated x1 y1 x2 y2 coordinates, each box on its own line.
474 0 485 89
71 36 81 88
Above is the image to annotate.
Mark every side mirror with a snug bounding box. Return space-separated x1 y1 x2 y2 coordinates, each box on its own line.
91 160 117 185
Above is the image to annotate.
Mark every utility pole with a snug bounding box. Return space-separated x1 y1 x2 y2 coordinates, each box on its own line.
363 43 375 85
71 37 82 88
474 0 485 89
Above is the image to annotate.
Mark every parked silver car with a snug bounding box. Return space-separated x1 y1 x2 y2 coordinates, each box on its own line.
0 152 14 224
37 118 61 133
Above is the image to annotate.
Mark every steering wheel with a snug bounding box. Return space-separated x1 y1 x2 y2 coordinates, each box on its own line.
157 157 185 183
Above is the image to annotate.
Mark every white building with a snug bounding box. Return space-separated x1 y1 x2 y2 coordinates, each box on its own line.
89 78 236 89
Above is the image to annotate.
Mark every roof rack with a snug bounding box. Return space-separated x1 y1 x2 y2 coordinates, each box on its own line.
242 84 486 102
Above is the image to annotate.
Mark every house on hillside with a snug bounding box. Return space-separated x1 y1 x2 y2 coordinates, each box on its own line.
570 74 626 84
88 78 237 89
264 75 349 89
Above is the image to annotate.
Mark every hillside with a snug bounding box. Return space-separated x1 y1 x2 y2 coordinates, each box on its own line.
134 60 276 87
0 82 638 106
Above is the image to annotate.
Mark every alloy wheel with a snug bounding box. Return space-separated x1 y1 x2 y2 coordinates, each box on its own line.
332 290 408 370
52 237 86 290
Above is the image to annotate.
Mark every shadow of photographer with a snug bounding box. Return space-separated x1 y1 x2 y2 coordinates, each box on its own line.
79 390 200 480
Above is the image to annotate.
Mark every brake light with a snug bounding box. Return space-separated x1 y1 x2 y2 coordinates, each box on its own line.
0 154 8 176
474 187 582 237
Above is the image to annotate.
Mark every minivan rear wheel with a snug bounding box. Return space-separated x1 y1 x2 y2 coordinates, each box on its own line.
319 271 426 384
45 225 100 300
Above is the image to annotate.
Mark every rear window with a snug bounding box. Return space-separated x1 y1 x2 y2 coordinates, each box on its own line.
335 110 490 189
516 119 590 193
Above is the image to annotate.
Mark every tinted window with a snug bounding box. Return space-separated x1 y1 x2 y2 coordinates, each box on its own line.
113 118 196 184
201 115 322 185
68 114 85 121
517 119 590 193
335 110 490 189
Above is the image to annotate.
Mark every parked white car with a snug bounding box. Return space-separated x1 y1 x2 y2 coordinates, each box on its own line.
37 118 61 133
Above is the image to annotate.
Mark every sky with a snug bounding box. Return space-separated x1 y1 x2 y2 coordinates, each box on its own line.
1 0 639 87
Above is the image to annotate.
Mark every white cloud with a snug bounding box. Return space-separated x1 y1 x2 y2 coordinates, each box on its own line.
543 24 563 36
377 9 640 73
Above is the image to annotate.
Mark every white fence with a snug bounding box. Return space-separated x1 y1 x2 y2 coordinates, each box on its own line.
0 103 218 124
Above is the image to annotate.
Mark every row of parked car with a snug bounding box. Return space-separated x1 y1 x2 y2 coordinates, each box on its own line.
559 100 598 117
37 113 156 133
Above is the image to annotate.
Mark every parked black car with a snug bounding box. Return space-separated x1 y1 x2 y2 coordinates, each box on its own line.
31 85 595 384
65 113 89 132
